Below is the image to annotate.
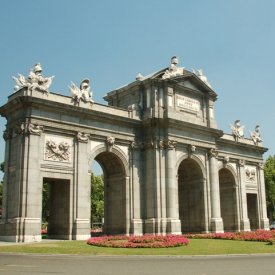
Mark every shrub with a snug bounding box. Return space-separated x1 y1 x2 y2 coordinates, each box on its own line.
87 235 189 248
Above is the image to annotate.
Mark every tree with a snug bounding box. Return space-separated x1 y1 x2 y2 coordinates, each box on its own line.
264 155 275 222
91 174 104 226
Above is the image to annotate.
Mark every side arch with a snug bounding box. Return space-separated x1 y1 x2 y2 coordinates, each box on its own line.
88 142 130 235
176 153 207 179
218 164 239 231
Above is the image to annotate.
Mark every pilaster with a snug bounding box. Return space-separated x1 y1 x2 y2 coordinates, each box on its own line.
208 148 224 232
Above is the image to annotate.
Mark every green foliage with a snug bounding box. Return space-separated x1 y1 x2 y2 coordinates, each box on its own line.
91 174 104 224
0 182 2 211
0 162 4 173
42 183 50 223
264 155 275 221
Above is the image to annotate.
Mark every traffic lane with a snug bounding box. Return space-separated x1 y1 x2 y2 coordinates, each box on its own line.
0 254 275 275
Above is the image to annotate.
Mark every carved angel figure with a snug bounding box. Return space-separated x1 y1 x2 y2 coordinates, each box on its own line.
250 125 262 145
12 63 54 93
69 79 94 103
231 120 244 141
193 69 212 88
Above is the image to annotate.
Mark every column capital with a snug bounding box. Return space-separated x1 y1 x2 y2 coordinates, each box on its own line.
77 132 89 143
3 129 12 140
208 148 219 158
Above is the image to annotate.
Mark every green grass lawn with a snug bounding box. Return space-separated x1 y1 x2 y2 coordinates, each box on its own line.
0 239 274 255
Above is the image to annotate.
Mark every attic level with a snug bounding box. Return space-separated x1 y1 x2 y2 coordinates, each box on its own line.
104 56 218 129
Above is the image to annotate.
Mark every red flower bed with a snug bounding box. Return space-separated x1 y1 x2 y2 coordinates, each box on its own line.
87 235 189 248
184 230 275 242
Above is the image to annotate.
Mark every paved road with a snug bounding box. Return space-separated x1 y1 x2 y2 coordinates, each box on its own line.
0 254 274 275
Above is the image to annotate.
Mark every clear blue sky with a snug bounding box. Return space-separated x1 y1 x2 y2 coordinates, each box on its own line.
1 0 275 175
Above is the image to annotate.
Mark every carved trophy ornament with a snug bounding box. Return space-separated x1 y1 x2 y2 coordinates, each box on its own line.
193 69 212 88
45 140 70 162
231 120 244 141
250 125 262 145
13 63 54 93
162 56 184 79
69 78 94 103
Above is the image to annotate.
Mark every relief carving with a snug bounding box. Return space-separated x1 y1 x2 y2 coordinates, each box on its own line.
209 148 219 158
45 140 70 162
77 132 89 143
106 136 115 152
28 123 44 135
245 167 256 182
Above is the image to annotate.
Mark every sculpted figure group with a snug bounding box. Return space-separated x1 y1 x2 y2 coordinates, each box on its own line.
13 63 94 103
231 120 262 145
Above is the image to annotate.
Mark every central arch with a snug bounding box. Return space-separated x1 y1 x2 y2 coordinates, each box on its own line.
90 146 129 235
177 157 206 233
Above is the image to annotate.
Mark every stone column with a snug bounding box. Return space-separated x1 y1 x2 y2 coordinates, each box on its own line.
165 140 181 234
238 160 250 231
258 163 269 229
73 132 91 240
130 142 143 236
208 148 224 232
144 142 156 234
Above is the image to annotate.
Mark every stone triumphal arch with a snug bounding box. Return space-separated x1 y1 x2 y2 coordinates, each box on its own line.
0 57 269 242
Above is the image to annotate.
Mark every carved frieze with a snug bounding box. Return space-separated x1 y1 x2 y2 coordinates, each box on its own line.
44 137 71 163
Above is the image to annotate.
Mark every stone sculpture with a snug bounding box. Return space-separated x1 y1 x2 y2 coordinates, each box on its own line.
69 78 94 103
12 63 54 93
162 56 184 79
250 125 262 145
231 120 244 141
193 69 212 88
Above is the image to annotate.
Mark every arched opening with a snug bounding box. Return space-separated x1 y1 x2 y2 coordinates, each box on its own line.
247 193 259 230
42 178 70 239
178 158 205 232
219 168 238 231
93 151 127 235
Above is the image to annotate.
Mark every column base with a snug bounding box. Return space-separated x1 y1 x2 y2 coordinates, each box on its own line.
210 218 224 233
72 219 91 240
260 218 270 230
240 218 251 231
130 219 143 236
166 218 181 235
144 218 165 234
0 218 41 243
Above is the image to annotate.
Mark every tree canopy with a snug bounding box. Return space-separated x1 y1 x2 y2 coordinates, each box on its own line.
264 155 275 222
91 174 104 225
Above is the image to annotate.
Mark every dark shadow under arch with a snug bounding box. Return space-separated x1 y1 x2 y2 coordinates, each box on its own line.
219 168 238 231
178 158 206 232
93 150 127 235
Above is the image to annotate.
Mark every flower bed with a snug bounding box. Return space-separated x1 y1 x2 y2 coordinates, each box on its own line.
184 230 275 242
87 235 189 248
